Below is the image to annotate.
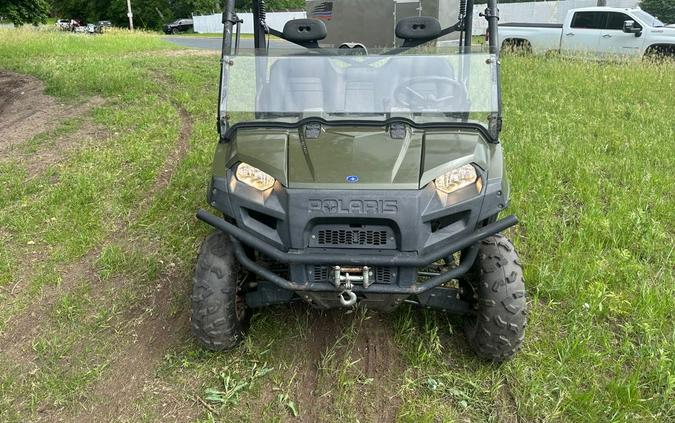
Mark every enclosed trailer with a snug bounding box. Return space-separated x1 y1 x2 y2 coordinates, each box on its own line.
305 0 460 48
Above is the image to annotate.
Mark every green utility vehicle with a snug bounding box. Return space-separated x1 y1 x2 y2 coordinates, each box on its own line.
193 0 526 361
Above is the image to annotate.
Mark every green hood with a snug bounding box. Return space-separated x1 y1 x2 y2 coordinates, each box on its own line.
217 126 491 190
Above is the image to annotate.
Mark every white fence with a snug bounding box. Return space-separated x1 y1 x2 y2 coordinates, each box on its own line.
194 1 641 35
193 11 307 34
472 0 641 32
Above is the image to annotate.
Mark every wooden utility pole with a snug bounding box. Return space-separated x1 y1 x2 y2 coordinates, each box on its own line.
126 0 134 30
597 0 607 6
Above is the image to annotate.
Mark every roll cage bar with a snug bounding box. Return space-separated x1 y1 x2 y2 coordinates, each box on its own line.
217 0 503 141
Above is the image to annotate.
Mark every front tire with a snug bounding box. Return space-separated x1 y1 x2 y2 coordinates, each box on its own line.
462 234 527 362
191 232 249 351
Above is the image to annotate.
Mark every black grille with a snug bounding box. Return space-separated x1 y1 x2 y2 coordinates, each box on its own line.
313 266 330 282
374 267 393 283
317 229 388 246
310 266 396 284
309 224 396 249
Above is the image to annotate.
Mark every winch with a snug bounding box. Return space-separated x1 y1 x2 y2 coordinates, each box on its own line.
332 265 372 306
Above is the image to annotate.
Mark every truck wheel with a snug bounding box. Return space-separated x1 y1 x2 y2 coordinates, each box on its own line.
644 45 675 62
191 231 249 351
462 234 527 362
172 27 179 35
502 39 531 55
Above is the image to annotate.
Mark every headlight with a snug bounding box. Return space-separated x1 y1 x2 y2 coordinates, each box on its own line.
235 162 275 191
434 164 481 194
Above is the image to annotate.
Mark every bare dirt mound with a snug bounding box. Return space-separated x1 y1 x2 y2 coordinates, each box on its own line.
0 71 103 154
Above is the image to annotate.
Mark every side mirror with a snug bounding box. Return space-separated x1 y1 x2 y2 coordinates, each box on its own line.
622 20 642 36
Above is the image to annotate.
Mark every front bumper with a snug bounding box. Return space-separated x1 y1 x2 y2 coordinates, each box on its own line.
197 209 517 295
200 174 514 308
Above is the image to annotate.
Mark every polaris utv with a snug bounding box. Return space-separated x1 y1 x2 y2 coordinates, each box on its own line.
192 0 526 362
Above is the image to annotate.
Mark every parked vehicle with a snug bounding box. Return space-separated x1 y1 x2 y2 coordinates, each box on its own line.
96 20 112 30
93 20 112 33
163 18 193 34
73 24 87 33
69 19 84 32
56 19 70 30
191 0 527 362
496 7 675 58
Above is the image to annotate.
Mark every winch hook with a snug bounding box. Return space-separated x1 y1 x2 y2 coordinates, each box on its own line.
338 290 358 307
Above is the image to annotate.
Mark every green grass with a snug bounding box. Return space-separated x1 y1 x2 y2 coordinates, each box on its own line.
0 27 673 422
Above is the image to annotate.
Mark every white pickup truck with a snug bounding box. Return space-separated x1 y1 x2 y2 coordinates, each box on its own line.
496 7 675 58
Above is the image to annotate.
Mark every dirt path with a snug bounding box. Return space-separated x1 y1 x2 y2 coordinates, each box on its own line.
144 102 192 202
296 310 345 420
66 271 193 422
20 121 110 177
0 72 110 361
273 309 404 422
0 70 198 421
0 71 104 154
65 99 195 423
350 312 404 422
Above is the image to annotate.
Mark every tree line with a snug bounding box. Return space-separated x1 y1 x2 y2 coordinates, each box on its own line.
1 0 305 29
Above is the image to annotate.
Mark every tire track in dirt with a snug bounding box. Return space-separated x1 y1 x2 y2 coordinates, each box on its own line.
63 271 194 422
0 98 191 350
277 308 403 423
0 87 195 420
0 72 109 326
145 102 192 201
20 122 111 178
494 379 520 423
351 312 404 423
0 71 109 364
32 68 192 420
62 99 195 423
0 71 105 155
297 309 343 420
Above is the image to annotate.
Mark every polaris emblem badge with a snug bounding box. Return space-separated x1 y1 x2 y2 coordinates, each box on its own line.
346 175 359 183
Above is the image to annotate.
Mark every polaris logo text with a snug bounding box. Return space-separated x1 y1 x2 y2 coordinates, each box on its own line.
308 199 398 214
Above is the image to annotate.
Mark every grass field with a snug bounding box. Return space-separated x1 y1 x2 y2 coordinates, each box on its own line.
0 28 673 422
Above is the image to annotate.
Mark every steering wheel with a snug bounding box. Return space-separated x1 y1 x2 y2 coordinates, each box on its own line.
393 76 466 110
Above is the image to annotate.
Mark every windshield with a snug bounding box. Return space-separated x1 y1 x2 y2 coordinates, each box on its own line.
220 48 499 133
633 10 665 27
